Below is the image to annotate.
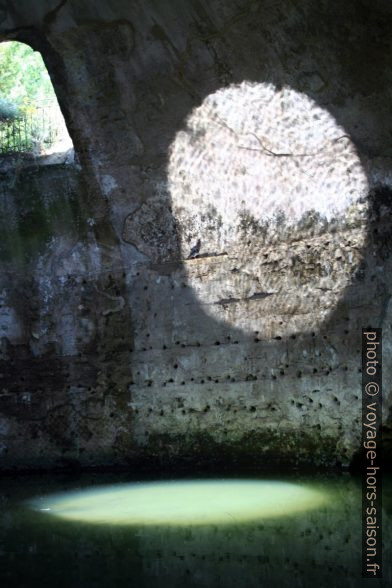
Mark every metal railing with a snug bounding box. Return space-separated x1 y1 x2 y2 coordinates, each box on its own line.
0 101 71 155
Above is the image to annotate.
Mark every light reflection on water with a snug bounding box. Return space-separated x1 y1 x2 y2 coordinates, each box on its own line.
29 479 328 526
0 472 391 587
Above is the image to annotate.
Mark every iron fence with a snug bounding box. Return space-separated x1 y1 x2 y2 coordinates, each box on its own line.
0 101 70 155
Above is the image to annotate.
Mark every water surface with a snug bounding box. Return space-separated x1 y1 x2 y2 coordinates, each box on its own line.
0 472 390 587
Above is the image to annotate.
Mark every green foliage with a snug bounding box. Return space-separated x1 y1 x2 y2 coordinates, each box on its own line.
0 41 56 109
0 97 19 121
0 41 68 154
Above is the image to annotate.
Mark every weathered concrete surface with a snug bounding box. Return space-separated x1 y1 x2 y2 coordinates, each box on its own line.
0 0 392 470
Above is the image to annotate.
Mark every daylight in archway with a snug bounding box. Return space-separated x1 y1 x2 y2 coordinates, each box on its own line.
0 41 72 156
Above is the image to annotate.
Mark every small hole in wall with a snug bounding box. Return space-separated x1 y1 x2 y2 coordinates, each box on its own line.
203 405 210 412
160 409 164 416
290 334 296 340
246 374 257 381
313 368 318 373
249 406 256 412
297 371 302 378
215 341 220 345
174 364 178 369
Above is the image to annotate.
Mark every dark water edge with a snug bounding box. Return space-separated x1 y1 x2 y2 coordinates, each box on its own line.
0 471 390 588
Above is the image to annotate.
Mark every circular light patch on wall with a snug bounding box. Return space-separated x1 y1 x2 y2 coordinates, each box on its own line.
31 479 327 526
167 82 369 334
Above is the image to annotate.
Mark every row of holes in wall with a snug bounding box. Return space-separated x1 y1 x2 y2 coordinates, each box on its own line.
130 364 359 389
132 396 360 416
133 326 354 352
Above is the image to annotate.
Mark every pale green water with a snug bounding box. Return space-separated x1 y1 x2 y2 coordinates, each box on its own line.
0 472 391 587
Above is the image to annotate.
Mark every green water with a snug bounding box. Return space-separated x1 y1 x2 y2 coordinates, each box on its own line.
0 472 391 587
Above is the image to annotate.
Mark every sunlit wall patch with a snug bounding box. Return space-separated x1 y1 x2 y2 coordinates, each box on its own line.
30 479 328 526
167 82 369 335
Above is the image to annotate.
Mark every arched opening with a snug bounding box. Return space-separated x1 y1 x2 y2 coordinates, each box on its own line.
0 40 72 158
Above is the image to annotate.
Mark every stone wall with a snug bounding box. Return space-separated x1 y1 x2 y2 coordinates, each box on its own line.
0 0 392 470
